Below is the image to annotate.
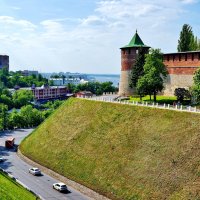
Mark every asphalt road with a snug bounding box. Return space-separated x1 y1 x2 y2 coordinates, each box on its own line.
0 129 90 200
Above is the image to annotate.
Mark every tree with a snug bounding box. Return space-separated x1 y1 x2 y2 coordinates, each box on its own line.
38 74 43 82
137 49 167 102
130 48 146 88
0 104 8 130
31 108 45 126
9 109 24 129
177 24 200 52
2 89 12 98
20 105 44 127
0 67 9 87
0 94 13 109
191 69 200 103
13 90 34 108
174 88 191 102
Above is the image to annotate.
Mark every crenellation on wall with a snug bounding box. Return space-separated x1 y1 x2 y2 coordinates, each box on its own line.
119 33 200 97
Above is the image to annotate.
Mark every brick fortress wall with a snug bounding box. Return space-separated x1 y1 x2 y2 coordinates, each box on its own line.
118 48 138 96
163 51 200 96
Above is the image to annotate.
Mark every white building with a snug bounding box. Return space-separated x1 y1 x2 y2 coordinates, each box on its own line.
50 78 88 86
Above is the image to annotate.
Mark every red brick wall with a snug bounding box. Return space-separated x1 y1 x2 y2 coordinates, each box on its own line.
167 67 198 75
164 52 200 75
121 49 137 71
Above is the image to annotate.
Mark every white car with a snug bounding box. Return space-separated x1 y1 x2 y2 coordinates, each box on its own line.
53 182 68 192
0 157 5 162
29 168 41 175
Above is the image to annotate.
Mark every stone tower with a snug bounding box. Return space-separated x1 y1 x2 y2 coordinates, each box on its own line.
118 31 150 96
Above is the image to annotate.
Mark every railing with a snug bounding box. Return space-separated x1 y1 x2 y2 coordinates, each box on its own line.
80 96 200 113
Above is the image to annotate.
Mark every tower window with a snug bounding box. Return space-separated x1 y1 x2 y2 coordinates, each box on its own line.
185 54 187 61
192 53 194 61
179 54 181 61
173 55 175 61
128 49 131 54
199 53 200 60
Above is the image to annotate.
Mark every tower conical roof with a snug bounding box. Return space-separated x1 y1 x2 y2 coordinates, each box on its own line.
120 30 150 49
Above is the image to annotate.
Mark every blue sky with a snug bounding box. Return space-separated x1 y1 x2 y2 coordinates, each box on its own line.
0 0 200 74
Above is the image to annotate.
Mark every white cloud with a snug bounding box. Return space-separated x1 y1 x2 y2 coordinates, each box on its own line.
0 16 36 30
0 0 199 73
181 0 198 4
81 15 106 26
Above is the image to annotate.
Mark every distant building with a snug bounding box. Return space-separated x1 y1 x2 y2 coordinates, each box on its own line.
21 70 39 77
76 91 93 98
31 85 67 101
0 55 9 71
50 78 88 86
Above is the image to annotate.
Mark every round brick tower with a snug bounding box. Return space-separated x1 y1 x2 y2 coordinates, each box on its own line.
119 31 150 96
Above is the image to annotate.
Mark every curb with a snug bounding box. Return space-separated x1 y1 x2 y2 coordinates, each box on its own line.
0 167 44 200
18 150 110 200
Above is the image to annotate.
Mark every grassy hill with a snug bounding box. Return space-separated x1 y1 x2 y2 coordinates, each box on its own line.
20 98 200 200
0 171 37 200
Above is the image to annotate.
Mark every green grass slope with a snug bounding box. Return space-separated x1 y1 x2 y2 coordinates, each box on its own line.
20 98 200 200
0 171 37 200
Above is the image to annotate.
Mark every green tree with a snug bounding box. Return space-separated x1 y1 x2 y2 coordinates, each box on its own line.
0 104 8 130
9 109 24 129
177 24 200 52
20 105 33 127
0 94 13 109
20 105 44 127
31 108 45 126
0 67 9 87
137 49 167 102
2 89 12 98
130 48 146 88
13 90 33 108
38 74 43 82
178 24 193 52
191 69 200 103
174 88 191 102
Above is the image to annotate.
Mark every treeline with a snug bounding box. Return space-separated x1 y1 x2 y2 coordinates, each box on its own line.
0 68 49 88
177 24 200 52
0 100 63 130
0 89 33 110
67 81 118 95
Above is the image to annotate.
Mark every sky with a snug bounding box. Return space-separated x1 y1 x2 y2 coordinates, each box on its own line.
0 0 200 74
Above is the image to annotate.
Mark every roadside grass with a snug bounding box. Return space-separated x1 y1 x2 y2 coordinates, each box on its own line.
129 95 191 105
21 98 200 200
0 171 37 200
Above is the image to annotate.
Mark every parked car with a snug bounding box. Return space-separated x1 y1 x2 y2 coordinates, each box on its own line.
53 183 68 192
0 157 5 162
29 168 41 175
